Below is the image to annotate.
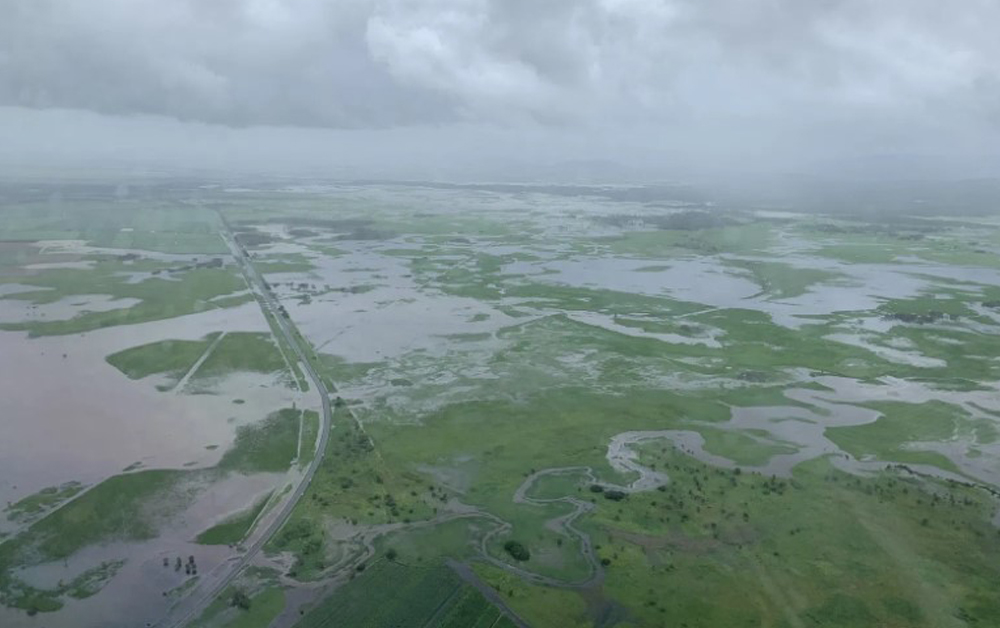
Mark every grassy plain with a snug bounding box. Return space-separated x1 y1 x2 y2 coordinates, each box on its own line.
106 333 220 386
196 493 272 545
294 560 516 628
0 264 248 336
6 184 1000 626
223 189 1000 628
190 331 287 379
218 408 302 474
3 481 85 524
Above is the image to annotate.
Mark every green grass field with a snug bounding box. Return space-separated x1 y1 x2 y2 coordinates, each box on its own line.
0 264 248 336
106 333 220 386
196 492 272 545
3 481 85 523
218 408 302 473
191 332 288 381
294 560 515 628
6 184 1000 626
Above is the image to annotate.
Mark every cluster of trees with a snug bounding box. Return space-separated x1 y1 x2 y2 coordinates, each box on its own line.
589 484 627 501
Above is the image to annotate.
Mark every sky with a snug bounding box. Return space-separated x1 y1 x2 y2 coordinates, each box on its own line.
1 0 998 180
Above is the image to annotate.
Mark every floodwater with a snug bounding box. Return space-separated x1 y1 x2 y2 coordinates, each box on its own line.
667 376 1000 488
2 472 282 628
260 239 515 362
0 302 305 512
0 291 316 628
0 292 142 322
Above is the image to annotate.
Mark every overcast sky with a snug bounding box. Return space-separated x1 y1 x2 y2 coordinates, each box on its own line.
1 0 998 179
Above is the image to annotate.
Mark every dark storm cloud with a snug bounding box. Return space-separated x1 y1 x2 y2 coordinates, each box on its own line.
1 0 998 134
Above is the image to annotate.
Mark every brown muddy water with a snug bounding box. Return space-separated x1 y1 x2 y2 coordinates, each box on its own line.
0 296 315 627
0 302 306 512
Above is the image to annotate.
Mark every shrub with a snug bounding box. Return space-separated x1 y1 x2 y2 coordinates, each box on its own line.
503 540 531 561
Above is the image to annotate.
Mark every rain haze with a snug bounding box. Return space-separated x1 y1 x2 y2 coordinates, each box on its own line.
2 3 1000 628
1 0 999 179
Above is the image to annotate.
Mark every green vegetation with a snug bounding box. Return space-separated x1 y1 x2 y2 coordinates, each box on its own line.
603 223 775 256
196 492 272 545
0 264 246 336
218 408 302 473
474 562 591 628
106 333 220 387
503 540 531 561
191 332 288 381
220 587 286 628
192 584 285 628
0 470 189 612
0 199 227 253
826 401 987 472
64 560 126 599
726 258 845 299
1 470 186 563
294 560 513 628
298 410 320 467
6 185 1000 626
698 428 798 466
4 481 84 523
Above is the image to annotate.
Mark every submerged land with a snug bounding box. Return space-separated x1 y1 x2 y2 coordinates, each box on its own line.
1 177 999 627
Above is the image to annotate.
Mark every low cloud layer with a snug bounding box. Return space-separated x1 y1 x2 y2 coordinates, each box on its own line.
2 0 998 131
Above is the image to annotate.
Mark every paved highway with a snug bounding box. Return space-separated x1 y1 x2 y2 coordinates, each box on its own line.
159 215 334 627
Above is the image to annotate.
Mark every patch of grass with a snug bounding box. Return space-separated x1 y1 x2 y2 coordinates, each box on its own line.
218 408 301 473
254 255 316 274
196 493 272 545
105 333 220 384
218 586 286 628
826 401 975 473
65 559 126 599
0 470 188 565
603 223 775 257
726 259 846 299
4 481 85 523
697 428 798 466
576 445 1000 628
473 562 591 628
0 265 246 336
298 410 320 467
190 332 287 381
0 470 193 613
0 199 225 254
294 560 509 628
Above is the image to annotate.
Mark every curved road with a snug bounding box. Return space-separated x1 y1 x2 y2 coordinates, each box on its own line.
158 214 334 627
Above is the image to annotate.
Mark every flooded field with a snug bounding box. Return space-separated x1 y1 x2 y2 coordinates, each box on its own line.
0 204 318 627
3 181 1000 628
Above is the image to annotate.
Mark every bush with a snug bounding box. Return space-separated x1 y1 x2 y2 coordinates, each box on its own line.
603 490 627 501
231 590 252 610
503 540 531 562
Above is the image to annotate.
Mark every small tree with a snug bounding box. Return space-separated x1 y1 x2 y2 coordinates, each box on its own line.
231 590 252 610
503 540 530 562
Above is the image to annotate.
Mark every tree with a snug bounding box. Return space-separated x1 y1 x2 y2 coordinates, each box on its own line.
231 590 252 610
503 540 530 562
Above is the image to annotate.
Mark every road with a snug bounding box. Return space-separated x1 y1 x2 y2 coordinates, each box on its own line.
158 214 334 627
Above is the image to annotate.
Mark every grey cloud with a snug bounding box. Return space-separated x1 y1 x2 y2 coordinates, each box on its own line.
0 0 998 132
